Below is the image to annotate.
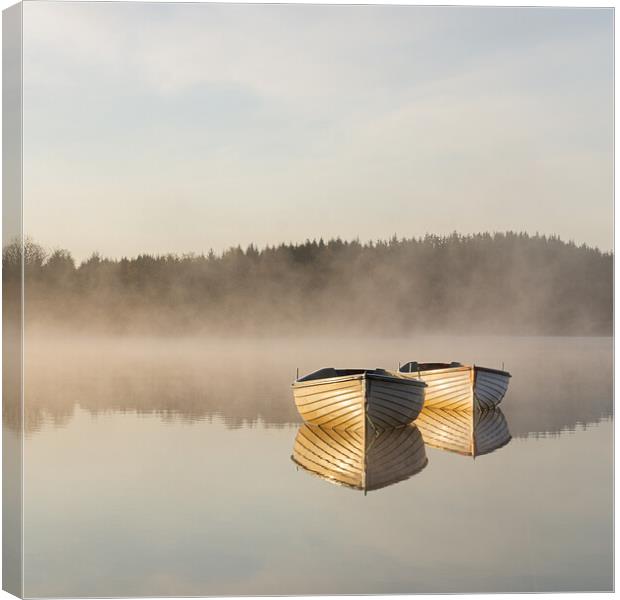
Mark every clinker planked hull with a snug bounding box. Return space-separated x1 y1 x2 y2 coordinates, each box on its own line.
399 362 511 411
398 365 474 411
366 376 426 430
293 369 426 431
474 367 511 409
293 376 365 432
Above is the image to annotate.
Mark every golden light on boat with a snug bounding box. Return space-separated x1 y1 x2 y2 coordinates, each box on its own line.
398 362 511 410
292 368 426 431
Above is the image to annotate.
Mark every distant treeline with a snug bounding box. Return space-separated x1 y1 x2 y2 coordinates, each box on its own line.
2 232 613 335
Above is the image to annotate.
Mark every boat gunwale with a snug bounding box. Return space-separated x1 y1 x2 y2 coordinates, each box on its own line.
474 365 512 378
399 362 512 378
398 364 472 377
293 371 427 389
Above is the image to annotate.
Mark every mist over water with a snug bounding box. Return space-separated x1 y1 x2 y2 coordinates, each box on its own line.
15 334 612 438
4 232 613 337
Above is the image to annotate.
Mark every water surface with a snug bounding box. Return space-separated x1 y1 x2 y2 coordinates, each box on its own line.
16 336 613 596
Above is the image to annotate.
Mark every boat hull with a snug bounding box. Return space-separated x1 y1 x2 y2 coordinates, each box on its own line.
366 375 426 430
398 365 474 410
474 367 511 410
398 363 511 410
291 423 428 491
292 372 426 431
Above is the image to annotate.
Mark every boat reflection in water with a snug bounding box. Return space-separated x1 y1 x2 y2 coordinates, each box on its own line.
291 424 428 493
415 408 511 458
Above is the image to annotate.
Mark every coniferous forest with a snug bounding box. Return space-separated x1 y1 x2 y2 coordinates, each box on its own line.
2 232 612 336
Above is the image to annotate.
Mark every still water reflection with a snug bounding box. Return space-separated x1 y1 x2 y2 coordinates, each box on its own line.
16 336 612 595
292 424 428 492
415 408 511 457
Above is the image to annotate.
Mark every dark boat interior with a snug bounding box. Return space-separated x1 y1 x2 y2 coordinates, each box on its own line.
297 367 391 382
399 361 462 373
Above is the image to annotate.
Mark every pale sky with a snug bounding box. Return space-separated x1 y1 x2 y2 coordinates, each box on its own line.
21 2 613 260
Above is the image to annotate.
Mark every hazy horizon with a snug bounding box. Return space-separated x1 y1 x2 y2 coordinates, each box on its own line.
8 229 616 264
7 232 612 337
19 3 614 260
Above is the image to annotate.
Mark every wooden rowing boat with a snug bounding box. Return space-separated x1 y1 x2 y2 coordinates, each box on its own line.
292 368 426 431
415 407 511 457
398 362 511 410
291 423 428 492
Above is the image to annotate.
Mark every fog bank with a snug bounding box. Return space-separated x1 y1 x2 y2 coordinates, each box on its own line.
3 232 612 336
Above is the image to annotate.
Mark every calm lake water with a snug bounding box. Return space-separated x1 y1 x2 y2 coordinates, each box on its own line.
13 336 613 596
